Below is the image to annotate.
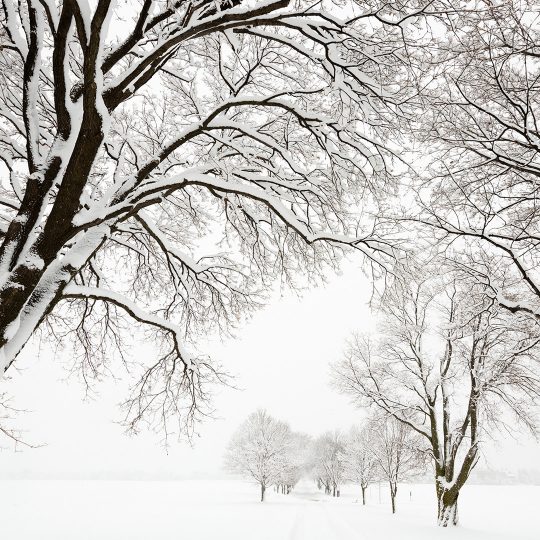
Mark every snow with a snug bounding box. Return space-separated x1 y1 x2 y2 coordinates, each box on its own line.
93 0 115 137
23 252 45 271
0 225 111 372
436 475 455 490
76 0 93 44
3 313 20 341
0 478 537 539
2 0 29 56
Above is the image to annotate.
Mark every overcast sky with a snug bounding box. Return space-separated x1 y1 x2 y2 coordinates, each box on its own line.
1 256 538 480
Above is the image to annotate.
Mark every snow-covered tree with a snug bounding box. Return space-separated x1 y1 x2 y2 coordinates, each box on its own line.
276 431 309 494
0 0 429 436
224 409 292 501
343 424 377 505
332 261 540 525
413 1 540 325
310 430 345 497
370 414 424 515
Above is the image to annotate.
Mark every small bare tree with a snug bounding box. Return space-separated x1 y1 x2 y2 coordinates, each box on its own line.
333 261 540 526
370 414 424 515
224 409 291 502
343 424 377 505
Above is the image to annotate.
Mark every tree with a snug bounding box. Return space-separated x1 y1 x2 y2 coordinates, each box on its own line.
310 430 345 497
414 0 540 325
224 409 292 501
370 414 424 515
343 424 377 505
276 432 309 494
332 261 540 526
0 0 428 436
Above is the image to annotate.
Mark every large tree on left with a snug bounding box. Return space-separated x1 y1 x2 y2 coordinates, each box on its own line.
0 0 419 433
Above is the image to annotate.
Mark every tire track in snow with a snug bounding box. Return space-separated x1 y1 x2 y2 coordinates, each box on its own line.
287 507 304 540
288 502 354 540
322 503 365 539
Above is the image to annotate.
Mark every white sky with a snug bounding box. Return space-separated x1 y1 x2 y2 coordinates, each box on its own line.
0 256 538 480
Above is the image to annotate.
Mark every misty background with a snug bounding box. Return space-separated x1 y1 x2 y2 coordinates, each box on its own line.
0 256 537 482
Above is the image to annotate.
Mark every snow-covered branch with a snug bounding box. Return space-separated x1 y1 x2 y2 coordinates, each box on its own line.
0 0 421 434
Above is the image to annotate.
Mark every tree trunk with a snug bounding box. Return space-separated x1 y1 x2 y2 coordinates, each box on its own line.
0 224 109 371
437 490 459 527
260 484 266 502
361 485 366 505
390 482 397 514
0 114 107 369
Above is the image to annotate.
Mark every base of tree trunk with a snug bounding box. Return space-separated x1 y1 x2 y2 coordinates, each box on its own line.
438 498 458 527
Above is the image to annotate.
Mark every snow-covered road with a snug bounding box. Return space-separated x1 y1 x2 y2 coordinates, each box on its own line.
286 486 363 540
288 503 365 540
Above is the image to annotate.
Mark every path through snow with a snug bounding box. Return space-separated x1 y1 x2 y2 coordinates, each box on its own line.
286 485 364 540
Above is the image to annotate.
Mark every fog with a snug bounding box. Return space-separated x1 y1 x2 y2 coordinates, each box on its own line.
1 258 537 481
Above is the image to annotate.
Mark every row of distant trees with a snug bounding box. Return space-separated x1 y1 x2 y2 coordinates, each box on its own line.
224 409 424 513
310 418 424 514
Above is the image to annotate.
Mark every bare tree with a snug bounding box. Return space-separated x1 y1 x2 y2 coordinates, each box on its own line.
0 0 435 436
343 424 377 505
370 414 424 515
310 430 345 497
224 409 291 501
332 261 540 526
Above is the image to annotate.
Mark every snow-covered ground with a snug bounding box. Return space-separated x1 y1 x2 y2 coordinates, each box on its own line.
2 478 538 539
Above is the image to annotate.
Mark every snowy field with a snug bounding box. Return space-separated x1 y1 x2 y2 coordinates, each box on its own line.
2 478 538 539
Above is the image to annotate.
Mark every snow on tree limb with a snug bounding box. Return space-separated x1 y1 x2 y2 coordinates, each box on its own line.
409 0 540 340
0 0 425 435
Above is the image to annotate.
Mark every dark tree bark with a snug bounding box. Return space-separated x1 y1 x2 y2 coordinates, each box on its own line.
0 0 409 437
437 485 459 527
390 482 397 514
